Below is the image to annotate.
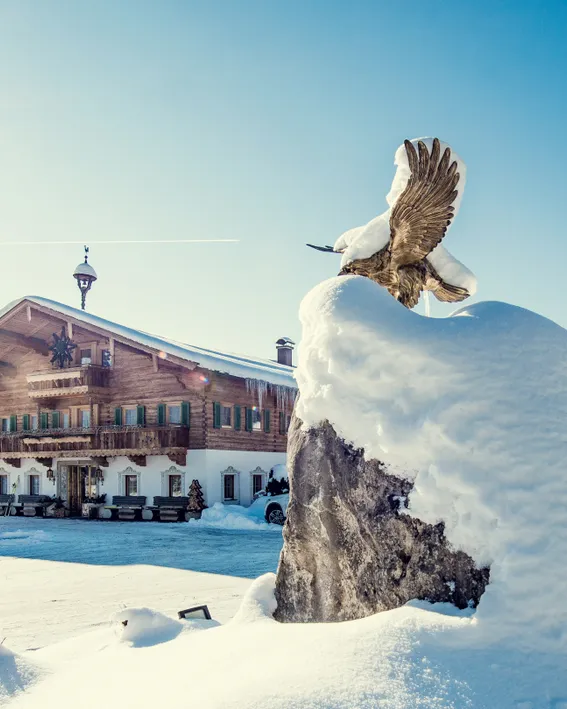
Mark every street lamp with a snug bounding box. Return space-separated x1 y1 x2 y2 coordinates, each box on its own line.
73 246 97 310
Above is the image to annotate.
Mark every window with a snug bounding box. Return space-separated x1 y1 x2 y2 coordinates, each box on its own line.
252 474 264 496
0 475 8 495
80 409 91 428
124 408 137 426
124 475 138 496
252 408 262 431
29 475 40 495
80 349 92 365
221 406 232 428
1 418 9 432
101 349 112 368
223 474 235 501
168 405 182 424
169 474 182 497
61 413 69 429
31 415 38 430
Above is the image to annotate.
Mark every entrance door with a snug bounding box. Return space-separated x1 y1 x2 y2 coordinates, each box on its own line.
65 465 93 515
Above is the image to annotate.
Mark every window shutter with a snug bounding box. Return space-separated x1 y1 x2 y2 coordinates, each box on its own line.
157 403 166 426
212 402 221 429
234 405 241 431
136 405 146 426
9 415 17 432
51 411 60 429
40 412 49 429
114 407 123 426
264 409 271 433
245 407 252 432
181 402 190 427
22 414 30 431
279 411 285 435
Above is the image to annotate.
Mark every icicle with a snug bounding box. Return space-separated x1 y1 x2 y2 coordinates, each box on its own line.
245 379 298 410
424 291 431 317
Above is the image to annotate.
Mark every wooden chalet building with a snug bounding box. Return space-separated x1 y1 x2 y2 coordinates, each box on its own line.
0 296 296 515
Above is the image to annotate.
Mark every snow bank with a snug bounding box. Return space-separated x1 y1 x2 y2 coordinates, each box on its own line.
296 275 567 652
0 644 44 703
333 138 476 295
189 502 280 531
8 574 567 708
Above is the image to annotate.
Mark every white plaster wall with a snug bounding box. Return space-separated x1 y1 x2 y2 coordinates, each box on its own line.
203 450 287 507
0 458 51 499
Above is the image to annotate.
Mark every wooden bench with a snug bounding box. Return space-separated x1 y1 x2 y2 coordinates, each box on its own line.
153 496 189 522
110 496 147 521
18 495 52 517
0 494 14 516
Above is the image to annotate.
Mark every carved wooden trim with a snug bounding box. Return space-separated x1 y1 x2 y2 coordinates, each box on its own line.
2 458 21 468
167 451 186 466
128 455 146 467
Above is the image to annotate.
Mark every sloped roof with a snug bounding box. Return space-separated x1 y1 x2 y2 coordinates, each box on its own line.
0 296 297 389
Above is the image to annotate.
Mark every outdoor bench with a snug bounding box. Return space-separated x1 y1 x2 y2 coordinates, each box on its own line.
153 496 189 522
0 494 14 515
17 494 52 517
101 496 147 521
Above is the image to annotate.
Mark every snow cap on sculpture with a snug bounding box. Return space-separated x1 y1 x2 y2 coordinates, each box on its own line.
308 137 477 308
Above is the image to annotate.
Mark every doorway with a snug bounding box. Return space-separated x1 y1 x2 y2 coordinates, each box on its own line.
60 464 98 515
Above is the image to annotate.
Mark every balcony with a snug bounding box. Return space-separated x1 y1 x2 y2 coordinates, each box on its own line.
0 425 189 460
26 366 110 400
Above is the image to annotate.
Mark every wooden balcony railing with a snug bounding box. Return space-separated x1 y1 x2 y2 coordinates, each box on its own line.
0 425 189 458
26 366 110 399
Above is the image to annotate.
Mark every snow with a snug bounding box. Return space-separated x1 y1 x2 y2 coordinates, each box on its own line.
189 501 280 531
333 138 477 295
4 571 567 708
0 297 296 388
296 274 567 654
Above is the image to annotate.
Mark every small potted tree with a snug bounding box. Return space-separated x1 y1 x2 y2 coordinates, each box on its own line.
186 479 207 521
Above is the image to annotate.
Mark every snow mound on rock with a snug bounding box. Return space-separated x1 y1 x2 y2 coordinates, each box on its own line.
296 275 567 653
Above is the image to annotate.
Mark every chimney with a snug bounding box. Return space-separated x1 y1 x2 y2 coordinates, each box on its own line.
276 337 295 367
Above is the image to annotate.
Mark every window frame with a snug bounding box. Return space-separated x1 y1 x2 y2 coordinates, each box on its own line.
124 474 139 497
220 466 240 504
168 474 182 497
79 408 91 429
1 418 10 433
123 406 138 427
220 404 232 429
29 474 40 496
0 474 8 495
167 403 182 425
251 408 262 432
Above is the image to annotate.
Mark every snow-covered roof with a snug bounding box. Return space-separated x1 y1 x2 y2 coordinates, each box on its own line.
0 296 297 388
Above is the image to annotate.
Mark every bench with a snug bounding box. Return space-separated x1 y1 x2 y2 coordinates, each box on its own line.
153 496 189 522
0 494 14 516
17 495 52 517
109 496 147 521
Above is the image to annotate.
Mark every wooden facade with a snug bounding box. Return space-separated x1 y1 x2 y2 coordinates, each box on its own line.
0 298 295 471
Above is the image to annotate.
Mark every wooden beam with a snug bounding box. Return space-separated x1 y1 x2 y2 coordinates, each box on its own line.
0 330 49 356
2 458 21 468
67 321 73 339
34 457 53 467
128 455 147 467
26 305 32 323
168 451 187 466
92 456 109 468
152 354 159 373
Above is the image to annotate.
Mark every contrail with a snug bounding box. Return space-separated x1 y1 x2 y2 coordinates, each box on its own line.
0 239 239 245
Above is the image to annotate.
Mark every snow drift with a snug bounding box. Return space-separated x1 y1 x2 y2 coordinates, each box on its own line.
296 275 567 653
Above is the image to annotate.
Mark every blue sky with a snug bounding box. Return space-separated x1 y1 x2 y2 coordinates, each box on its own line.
1 0 567 361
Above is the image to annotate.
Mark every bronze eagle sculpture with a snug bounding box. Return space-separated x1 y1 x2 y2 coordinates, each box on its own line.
308 138 475 309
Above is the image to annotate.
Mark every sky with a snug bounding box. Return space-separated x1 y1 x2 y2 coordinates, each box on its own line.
1 0 567 362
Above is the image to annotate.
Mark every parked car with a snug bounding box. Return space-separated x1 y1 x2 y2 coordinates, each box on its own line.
249 492 290 525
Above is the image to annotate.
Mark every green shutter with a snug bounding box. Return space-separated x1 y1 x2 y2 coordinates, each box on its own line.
181 401 190 427
114 407 123 426
157 403 166 426
245 407 252 432
9 415 17 432
213 402 221 429
22 414 30 431
234 405 241 431
279 411 285 435
137 405 146 426
51 411 60 429
264 409 271 433
40 412 49 429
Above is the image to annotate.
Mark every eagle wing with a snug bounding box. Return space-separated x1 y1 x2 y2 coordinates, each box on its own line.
389 139 460 267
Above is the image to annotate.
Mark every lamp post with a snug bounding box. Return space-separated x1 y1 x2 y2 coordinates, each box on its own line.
73 246 97 310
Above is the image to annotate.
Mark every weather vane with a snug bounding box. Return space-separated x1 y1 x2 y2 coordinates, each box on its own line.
73 245 98 310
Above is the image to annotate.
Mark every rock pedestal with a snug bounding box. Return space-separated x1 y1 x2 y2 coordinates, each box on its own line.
274 414 489 623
